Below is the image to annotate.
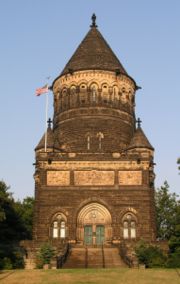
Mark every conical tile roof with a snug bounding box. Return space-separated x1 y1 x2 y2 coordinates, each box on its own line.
60 26 128 76
128 127 154 150
35 127 55 151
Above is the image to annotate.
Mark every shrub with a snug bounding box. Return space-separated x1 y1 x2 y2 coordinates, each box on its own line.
12 248 25 269
0 244 24 270
36 243 55 268
135 240 167 268
2 257 13 270
166 247 180 268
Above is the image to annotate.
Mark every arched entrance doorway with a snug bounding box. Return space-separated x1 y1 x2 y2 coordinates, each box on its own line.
77 203 112 245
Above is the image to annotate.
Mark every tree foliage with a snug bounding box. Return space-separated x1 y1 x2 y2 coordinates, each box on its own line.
177 158 180 174
0 181 13 221
135 240 167 268
15 197 34 239
0 180 34 269
155 181 179 240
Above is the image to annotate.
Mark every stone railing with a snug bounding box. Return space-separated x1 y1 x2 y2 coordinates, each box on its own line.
119 242 134 268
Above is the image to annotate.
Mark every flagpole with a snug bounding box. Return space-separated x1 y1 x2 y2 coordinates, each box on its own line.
44 91 48 152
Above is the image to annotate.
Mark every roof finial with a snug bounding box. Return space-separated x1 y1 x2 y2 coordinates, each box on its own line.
47 117 53 129
136 117 142 128
90 13 97 28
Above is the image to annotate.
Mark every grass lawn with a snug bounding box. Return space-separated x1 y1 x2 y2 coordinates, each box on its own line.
0 268 180 284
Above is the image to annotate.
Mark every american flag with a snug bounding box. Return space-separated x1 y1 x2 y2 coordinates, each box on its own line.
35 84 49 96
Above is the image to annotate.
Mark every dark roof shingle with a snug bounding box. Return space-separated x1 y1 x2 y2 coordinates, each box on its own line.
128 127 154 150
60 26 128 76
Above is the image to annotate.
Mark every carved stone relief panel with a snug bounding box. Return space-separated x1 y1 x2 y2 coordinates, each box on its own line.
47 171 70 186
84 210 105 224
74 170 114 186
118 171 142 185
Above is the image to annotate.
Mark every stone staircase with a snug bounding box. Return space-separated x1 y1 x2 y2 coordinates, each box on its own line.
119 241 139 268
63 247 86 268
63 245 127 269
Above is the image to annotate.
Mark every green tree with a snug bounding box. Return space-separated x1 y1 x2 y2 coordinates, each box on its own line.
155 181 179 240
177 158 180 174
0 181 13 221
15 197 34 239
0 180 34 269
0 181 23 242
135 240 167 268
36 243 55 268
166 203 180 267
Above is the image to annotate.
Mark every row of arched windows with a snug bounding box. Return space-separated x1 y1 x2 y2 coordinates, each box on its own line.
50 212 137 240
60 85 133 102
55 86 134 114
61 83 133 96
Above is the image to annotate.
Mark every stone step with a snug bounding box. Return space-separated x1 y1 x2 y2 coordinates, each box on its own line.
63 247 86 268
63 246 127 269
104 248 127 268
87 248 103 268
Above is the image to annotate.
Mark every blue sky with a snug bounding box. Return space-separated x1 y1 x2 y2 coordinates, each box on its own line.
0 0 179 199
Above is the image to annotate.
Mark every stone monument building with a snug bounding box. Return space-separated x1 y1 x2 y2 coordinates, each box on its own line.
29 15 156 268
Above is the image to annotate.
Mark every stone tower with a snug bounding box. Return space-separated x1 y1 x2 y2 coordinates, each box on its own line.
32 15 156 265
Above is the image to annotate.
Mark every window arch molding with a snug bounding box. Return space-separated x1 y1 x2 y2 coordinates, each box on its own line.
60 84 68 93
101 83 109 91
88 80 100 89
79 83 87 91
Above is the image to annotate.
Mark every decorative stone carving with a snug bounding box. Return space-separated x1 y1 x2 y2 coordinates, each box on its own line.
74 170 115 186
118 171 142 185
47 171 70 186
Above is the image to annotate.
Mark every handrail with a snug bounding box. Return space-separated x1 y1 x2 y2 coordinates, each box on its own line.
102 244 105 268
119 242 133 268
85 246 88 268
57 243 70 268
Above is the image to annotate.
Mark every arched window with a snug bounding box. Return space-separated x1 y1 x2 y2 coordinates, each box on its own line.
90 83 98 103
130 221 136 238
92 87 97 102
85 132 91 150
53 221 58 238
113 86 119 106
122 213 137 239
80 84 87 104
70 86 76 95
51 214 67 239
70 86 77 107
123 221 129 239
60 221 66 238
113 86 118 97
102 84 109 104
62 88 68 109
121 87 127 103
